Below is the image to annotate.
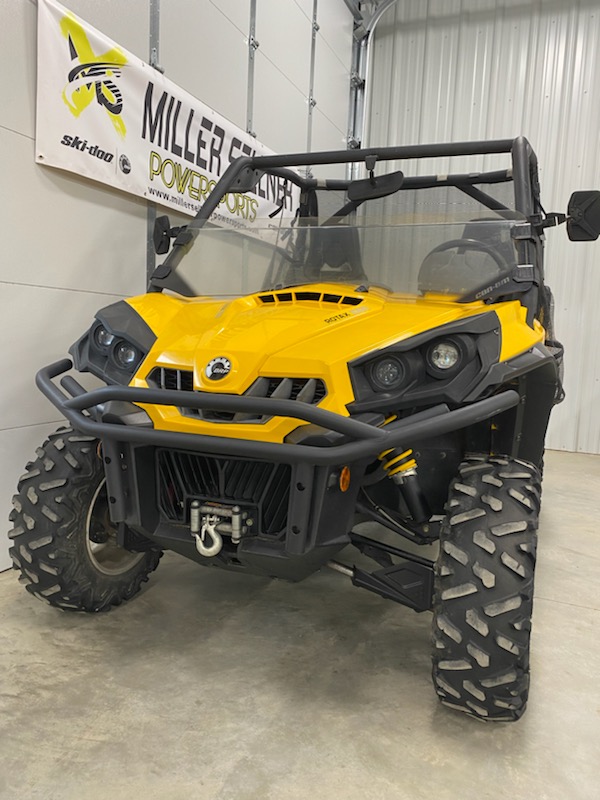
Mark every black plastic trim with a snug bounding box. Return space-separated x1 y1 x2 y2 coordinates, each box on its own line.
465 342 556 401
97 301 157 352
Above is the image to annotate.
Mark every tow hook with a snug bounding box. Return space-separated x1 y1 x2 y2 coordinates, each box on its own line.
189 501 247 557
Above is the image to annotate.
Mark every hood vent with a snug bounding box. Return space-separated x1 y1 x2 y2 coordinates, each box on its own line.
258 291 363 306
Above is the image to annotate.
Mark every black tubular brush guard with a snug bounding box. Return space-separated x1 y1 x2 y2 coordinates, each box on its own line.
37 359 520 464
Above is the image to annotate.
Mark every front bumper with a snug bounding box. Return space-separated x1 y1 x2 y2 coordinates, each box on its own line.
37 359 519 466
36 359 519 580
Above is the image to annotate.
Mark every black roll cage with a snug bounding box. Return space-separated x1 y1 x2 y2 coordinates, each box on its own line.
149 136 541 285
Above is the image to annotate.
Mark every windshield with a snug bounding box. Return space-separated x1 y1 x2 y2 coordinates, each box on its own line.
167 215 520 300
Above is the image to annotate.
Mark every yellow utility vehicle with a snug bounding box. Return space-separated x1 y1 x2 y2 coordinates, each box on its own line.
10 139 599 720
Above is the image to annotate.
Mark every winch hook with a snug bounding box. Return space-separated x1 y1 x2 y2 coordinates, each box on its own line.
190 500 223 557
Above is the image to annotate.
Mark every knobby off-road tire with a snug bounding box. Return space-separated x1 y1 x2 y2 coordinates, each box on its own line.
8 428 162 612
432 455 541 721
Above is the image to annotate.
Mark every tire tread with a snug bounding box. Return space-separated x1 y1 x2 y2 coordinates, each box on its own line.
432 455 540 722
8 427 162 612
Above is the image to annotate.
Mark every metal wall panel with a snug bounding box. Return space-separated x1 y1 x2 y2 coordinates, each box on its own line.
368 0 600 453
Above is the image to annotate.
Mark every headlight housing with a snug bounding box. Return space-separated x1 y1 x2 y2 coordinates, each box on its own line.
70 301 156 385
347 314 501 413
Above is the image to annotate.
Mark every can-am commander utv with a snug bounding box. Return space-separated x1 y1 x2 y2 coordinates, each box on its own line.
9 137 600 721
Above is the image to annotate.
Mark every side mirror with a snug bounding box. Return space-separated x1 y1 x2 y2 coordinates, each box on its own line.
153 215 172 254
567 190 600 241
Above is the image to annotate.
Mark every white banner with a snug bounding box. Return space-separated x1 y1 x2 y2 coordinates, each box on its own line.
36 0 296 225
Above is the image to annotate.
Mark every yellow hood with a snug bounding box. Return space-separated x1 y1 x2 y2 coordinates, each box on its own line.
127 284 541 441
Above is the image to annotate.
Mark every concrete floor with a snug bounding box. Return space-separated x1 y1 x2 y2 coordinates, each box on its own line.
0 450 599 800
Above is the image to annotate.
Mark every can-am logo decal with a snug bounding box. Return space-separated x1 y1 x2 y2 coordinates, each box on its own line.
60 14 127 138
205 357 232 381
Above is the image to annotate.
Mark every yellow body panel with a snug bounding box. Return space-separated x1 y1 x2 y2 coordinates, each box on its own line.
127 284 545 443
494 303 545 361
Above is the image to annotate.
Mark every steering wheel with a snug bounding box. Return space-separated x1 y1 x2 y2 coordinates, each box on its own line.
422 238 508 272
418 237 510 296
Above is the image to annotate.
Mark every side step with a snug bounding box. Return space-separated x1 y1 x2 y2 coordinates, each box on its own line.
328 532 435 612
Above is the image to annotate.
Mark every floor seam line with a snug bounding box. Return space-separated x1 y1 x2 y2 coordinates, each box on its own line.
534 595 600 612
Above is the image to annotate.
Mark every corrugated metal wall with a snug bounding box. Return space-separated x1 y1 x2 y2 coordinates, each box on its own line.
367 0 600 454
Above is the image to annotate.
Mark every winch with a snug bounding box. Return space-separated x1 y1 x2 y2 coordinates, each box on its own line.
189 501 252 557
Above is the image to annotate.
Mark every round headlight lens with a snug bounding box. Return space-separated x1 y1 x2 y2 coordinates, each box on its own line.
429 341 460 371
94 325 115 349
114 342 140 369
370 356 405 390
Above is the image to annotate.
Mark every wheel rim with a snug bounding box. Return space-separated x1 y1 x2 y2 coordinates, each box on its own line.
85 478 144 576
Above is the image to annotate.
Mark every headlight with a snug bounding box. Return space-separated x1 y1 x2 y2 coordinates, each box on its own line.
114 341 141 369
369 356 405 390
428 341 460 371
425 335 475 379
365 351 423 393
94 325 115 349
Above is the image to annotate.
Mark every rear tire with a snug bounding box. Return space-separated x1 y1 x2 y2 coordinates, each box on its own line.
8 428 162 612
432 455 541 721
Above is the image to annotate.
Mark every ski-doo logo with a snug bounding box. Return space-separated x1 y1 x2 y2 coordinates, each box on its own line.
60 134 114 162
59 14 128 138
205 357 232 381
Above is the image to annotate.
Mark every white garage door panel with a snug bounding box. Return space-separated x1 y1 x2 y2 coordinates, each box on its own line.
159 2 248 133
315 0 354 68
0 282 125 432
253 54 308 154
2 131 147 298
257 0 312 98
313 34 351 142
0 0 37 140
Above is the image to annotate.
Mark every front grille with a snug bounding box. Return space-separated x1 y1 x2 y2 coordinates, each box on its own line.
148 367 194 391
147 367 327 423
265 377 327 404
157 450 291 537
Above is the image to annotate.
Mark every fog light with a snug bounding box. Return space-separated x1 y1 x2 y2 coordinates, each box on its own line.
370 356 405 391
114 342 139 369
429 341 460 371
